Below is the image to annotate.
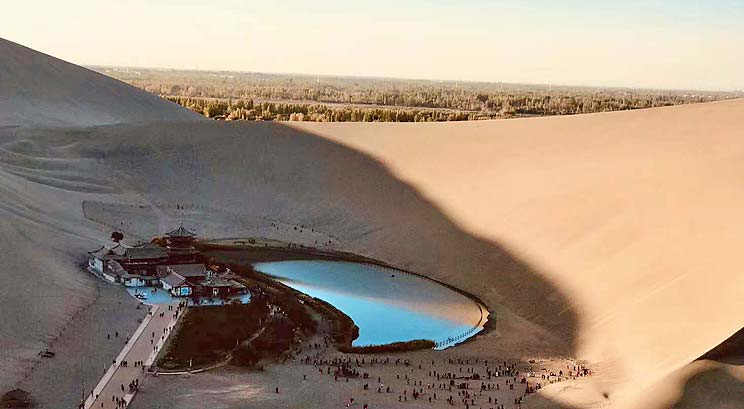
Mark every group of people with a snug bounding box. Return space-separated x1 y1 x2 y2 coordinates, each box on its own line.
254 298 591 409
110 394 127 408
122 378 139 393
290 335 587 409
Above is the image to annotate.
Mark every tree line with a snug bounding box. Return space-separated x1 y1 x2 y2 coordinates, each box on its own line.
165 96 476 122
95 67 738 122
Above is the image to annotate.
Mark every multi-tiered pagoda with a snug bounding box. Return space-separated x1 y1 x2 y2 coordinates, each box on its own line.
166 223 198 263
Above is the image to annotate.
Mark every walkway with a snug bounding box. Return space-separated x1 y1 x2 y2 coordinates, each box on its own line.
83 304 183 409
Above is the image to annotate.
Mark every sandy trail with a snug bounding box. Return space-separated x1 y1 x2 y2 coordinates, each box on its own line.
84 304 182 409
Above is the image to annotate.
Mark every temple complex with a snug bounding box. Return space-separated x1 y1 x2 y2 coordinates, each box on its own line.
87 225 245 299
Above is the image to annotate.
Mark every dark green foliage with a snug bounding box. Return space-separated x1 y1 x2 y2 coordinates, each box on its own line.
233 317 296 366
158 301 269 369
273 291 317 334
339 339 436 354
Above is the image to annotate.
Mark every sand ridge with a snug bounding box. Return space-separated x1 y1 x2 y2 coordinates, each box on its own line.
0 38 202 128
2 38 744 408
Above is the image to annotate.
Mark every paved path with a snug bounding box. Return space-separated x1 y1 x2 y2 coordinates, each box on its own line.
83 303 184 409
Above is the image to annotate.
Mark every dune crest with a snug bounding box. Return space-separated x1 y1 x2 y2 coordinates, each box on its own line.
2 39 744 409
288 99 744 407
0 38 202 128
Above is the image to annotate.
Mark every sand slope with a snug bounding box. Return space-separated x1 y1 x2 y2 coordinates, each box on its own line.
0 38 202 128
1 40 744 409
288 101 744 407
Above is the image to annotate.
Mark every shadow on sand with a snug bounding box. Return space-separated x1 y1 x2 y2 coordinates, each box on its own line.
8 120 580 407
674 365 744 408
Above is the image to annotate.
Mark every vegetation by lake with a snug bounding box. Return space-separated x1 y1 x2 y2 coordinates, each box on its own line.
94 66 739 122
340 340 436 354
157 244 472 372
157 301 269 370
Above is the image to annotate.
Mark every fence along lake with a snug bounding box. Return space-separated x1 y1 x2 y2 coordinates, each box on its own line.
253 260 488 349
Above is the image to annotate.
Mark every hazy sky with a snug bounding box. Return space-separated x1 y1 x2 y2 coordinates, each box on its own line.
2 0 743 90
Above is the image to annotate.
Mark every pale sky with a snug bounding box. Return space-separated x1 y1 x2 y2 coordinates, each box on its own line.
2 0 743 91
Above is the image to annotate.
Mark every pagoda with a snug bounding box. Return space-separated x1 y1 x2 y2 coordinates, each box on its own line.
165 223 198 263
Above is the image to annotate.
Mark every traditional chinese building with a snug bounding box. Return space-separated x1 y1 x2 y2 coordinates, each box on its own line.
87 244 126 274
88 243 169 276
87 225 248 297
165 224 199 263
101 260 160 287
157 263 246 298
120 244 169 275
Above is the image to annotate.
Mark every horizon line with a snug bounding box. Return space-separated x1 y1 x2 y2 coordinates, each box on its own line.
86 64 743 95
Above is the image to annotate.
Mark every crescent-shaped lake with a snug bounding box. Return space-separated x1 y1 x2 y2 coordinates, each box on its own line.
254 260 488 349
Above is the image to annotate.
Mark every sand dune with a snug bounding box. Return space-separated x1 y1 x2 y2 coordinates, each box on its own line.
0 38 202 128
1 39 744 408
289 102 744 406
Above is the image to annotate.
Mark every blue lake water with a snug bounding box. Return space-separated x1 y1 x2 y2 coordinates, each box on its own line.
253 260 487 349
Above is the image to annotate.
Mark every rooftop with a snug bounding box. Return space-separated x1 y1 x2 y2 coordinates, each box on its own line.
161 272 188 288
106 260 127 276
156 263 208 278
110 244 127 256
200 276 246 289
89 244 126 260
125 245 168 260
166 224 196 238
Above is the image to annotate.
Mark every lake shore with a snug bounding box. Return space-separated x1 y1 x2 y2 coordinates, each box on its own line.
153 241 486 374
130 332 585 409
133 247 584 408
199 241 492 346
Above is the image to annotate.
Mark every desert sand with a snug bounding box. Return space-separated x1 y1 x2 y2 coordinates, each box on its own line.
2 37 744 408
131 314 581 409
0 38 202 128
